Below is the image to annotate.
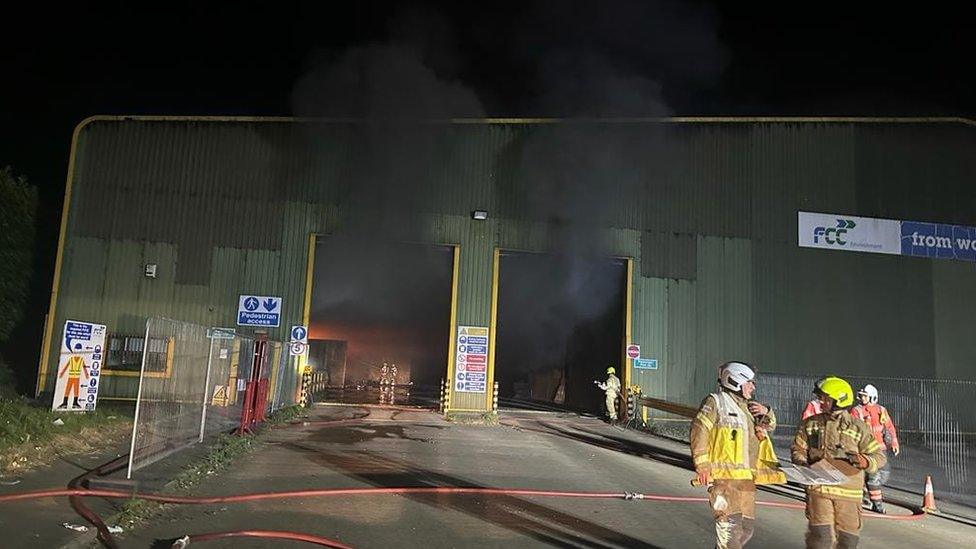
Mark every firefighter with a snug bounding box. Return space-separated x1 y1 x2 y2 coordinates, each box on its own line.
594 366 621 424
792 377 886 549
691 361 786 549
802 376 835 420
851 384 899 513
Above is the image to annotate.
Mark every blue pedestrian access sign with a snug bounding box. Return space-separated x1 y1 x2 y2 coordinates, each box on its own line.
634 358 658 370
237 295 282 327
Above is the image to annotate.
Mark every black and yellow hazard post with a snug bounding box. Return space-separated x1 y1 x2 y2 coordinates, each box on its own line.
300 365 312 408
443 378 452 417
625 385 646 429
492 381 499 414
439 378 445 413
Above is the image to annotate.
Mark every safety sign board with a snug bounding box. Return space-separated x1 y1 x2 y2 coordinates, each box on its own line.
626 344 641 360
207 327 236 340
634 358 658 370
455 326 489 393
211 385 228 406
290 341 308 356
290 325 308 343
52 320 107 412
237 295 282 327
289 325 309 356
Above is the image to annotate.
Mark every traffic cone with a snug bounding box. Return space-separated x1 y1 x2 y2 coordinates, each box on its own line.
922 475 938 512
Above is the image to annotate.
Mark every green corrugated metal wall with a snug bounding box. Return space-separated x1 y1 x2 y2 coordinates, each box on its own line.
43 118 976 411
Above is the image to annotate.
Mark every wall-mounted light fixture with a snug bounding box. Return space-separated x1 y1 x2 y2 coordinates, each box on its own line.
471 210 488 220
144 263 158 278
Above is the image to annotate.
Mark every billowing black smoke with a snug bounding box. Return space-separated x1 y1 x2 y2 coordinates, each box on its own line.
293 2 727 390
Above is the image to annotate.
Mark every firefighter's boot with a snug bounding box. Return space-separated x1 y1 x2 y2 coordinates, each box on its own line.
740 517 755 546
805 524 833 549
836 530 859 548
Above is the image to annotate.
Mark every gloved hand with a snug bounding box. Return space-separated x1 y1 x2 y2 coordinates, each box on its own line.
696 467 712 486
747 401 769 417
793 456 809 467
892 446 900 457
846 452 869 469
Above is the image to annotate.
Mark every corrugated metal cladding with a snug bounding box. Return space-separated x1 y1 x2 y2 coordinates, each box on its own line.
47 118 976 410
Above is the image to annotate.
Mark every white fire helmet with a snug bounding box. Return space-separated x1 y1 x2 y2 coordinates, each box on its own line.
858 384 879 403
718 361 756 392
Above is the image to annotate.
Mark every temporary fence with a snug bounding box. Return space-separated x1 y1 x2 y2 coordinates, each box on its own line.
126 317 300 477
758 372 976 507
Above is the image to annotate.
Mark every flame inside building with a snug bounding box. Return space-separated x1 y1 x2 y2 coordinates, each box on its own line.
308 236 453 404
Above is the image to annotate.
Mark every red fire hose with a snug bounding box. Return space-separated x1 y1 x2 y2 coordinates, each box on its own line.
177 530 353 548
0 485 927 520
1 407 926 547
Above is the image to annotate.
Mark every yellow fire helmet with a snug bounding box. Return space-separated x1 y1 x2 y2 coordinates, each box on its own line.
819 377 855 408
606 366 616 374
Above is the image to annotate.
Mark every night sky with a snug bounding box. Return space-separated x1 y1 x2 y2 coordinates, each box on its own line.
1 1 973 391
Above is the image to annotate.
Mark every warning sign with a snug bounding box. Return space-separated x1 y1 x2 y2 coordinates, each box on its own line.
211 385 228 406
52 320 106 412
455 326 489 393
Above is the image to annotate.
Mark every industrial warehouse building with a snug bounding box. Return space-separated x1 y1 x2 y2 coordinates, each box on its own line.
36 116 976 414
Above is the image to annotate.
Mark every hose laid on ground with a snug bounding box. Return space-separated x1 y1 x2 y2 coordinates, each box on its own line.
1 407 925 548
67 454 130 549
173 530 353 548
0 485 926 521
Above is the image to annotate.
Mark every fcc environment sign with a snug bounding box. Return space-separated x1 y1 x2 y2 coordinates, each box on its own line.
237 295 282 327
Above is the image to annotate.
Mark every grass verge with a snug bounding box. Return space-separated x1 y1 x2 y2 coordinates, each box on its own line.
445 411 499 425
0 397 131 475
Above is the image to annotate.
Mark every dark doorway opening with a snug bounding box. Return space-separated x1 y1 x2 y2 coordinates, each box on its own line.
495 251 626 414
308 236 454 407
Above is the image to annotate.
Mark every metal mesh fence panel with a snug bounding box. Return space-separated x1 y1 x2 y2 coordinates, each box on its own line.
126 317 297 477
759 372 976 506
127 317 212 476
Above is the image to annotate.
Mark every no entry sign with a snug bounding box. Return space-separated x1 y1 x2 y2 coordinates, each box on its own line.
626 344 640 360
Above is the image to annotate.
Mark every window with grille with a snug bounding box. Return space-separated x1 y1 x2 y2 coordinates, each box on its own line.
104 334 169 374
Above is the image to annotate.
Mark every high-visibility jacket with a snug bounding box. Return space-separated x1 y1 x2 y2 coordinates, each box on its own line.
691 391 787 485
801 399 822 420
791 409 887 500
66 356 86 378
851 403 899 452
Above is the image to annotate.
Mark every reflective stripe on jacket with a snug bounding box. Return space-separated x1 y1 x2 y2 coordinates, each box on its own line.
791 409 887 500
851 403 899 451
691 391 786 485
67 356 85 378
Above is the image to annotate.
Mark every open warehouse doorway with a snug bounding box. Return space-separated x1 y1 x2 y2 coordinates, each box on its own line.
307 236 455 407
494 251 627 415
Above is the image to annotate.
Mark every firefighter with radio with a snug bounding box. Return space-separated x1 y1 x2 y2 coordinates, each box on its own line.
690 361 786 549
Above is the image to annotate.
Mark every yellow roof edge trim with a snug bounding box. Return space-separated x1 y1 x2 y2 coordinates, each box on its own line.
72 115 976 128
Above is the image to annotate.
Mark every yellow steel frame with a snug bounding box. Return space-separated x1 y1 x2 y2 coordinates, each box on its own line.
39 115 976 396
623 257 633 399
445 245 461 412
485 248 501 412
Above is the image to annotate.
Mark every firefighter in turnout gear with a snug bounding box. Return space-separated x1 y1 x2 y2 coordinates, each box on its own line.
594 366 621 424
691 361 786 549
792 377 886 548
851 384 899 514
802 377 833 420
